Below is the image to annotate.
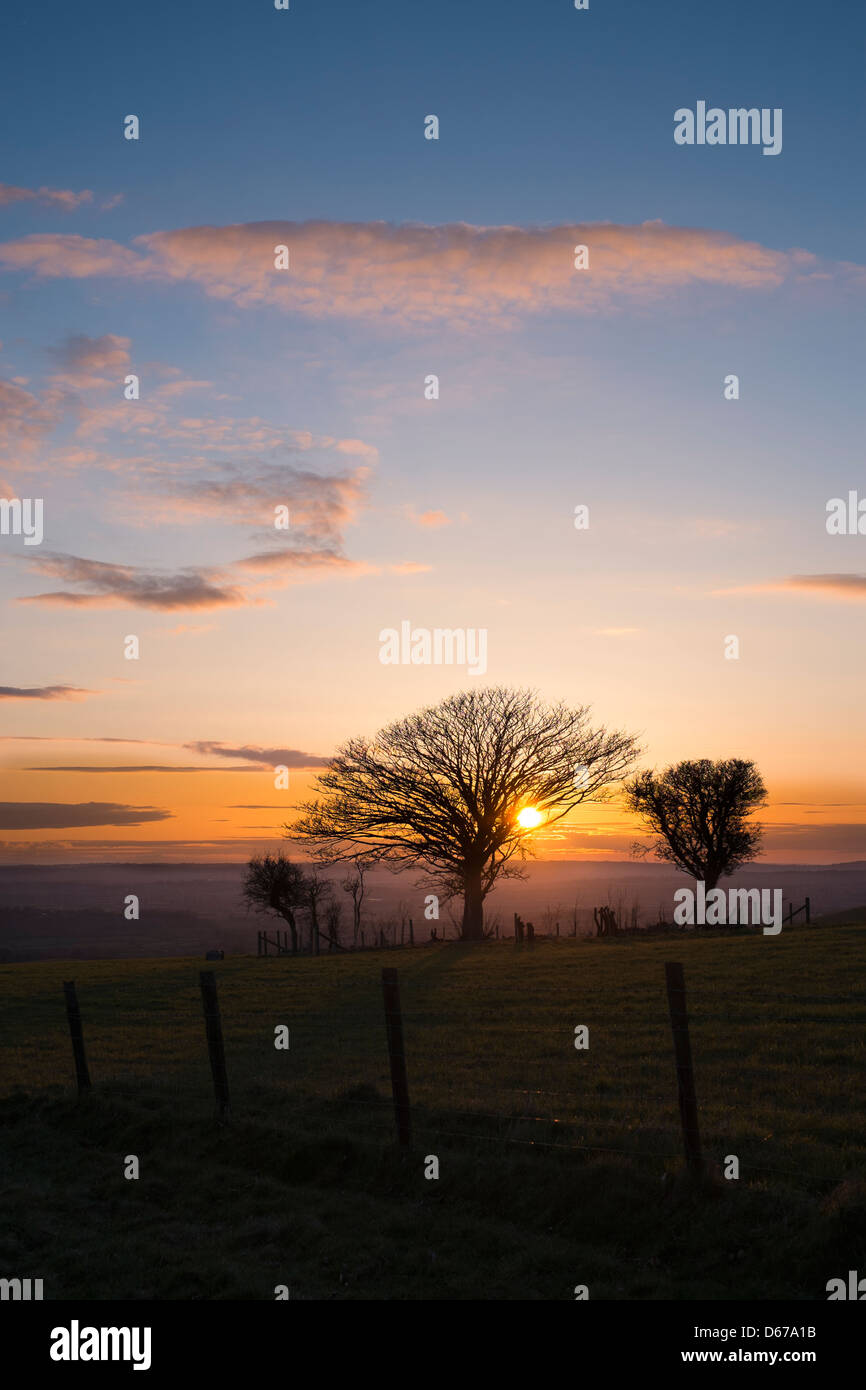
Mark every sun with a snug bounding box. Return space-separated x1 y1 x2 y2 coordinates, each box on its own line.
517 806 544 830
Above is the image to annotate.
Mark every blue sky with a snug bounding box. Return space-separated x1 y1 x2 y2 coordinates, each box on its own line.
2 0 863 250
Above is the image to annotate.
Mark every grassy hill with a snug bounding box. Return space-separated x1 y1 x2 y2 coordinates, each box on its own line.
1 922 864 1300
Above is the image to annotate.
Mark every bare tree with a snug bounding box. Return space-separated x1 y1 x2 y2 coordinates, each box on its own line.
323 897 344 951
625 758 767 892
242 853 307 955
341 858 371 948
288 687 639 940
568 895 581 937
305 868 333 956
397 898 410 946
541 902 565 936
485 907 503 938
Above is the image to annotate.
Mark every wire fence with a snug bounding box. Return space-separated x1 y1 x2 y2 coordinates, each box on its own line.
34 960 856 1193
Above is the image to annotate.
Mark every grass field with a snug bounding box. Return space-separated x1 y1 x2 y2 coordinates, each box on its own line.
1 922 864 1300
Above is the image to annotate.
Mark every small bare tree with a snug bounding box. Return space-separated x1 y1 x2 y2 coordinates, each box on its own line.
305 868 333 956
242 853 307 955
568 895 581 937
323 898 343 951
342 858 371 948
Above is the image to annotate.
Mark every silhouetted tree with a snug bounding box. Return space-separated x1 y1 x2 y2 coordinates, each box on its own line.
288 687 639 940
625 758 766 892
304 867 332 956
242 853 307 955
324 898 343 951
341 859 371 947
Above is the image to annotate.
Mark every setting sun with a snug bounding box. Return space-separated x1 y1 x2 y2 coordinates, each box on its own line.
517 806 544 830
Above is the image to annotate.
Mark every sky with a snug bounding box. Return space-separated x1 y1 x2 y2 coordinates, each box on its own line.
0 0 863 864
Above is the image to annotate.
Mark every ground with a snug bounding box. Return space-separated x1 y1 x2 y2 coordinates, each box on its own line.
1 922 864 1299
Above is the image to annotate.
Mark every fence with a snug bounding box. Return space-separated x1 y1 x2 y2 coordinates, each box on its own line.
256 897 813 955
50 955 843 1189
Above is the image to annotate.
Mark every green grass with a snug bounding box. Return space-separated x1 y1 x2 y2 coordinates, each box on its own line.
1 923 864 1300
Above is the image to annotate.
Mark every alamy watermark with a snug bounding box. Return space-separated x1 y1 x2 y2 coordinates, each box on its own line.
826 491 865 535
1 1277 43 1300
673 881 782 935
674 103 782 156
50 1321 152 1371
379 621 487 676
0 497 43 545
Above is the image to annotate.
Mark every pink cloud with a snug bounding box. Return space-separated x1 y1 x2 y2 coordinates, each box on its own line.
20 553 249 611
0 184 96 211
47 332 131 388
0 377 64 469
716 574 866 600
406 507 451 529
1 220 855 327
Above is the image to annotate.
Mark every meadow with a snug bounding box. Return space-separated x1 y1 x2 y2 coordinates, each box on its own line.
1 921 864 1300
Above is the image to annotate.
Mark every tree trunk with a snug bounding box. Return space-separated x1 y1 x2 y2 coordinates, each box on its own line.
284 913 298 955
461 863 485 940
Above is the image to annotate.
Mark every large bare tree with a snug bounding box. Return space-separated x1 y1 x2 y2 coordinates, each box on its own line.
625 758 766 891
287 687 639 939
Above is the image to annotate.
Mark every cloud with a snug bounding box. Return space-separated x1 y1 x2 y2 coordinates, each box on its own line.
760 823 866 851
0 736 168 744
0 232 143 278
1 219 854 327
141 458 370 540
716 574 866 599
184 741 330 767
20 553 248 610
0 836 298 862
0 684 97 701
779 574 866 598
0 801 172 829
0 377 64 466
0 184 96 211
406 507 451 529
234 544 374 578
20 765 260 773
47 333 131 388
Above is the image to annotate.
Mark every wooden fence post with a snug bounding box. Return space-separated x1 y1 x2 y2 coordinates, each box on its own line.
62 980 91 1094
408 917 414 946
199 970 230 1121
664 962 702 1176
381 968 411 1147
805 896 811 924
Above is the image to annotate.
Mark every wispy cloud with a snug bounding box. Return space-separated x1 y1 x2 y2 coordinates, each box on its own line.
20 765 261 774
20 553 248 611
184 741 330 767
716 574 866 600
0 684 97 701
0 802 172 829
2 220 855 327
46 332 131 388
406 506 452 529
0 184 96 212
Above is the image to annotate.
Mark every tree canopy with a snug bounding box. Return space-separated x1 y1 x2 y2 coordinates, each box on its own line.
625 757 766 891
288 686 640 938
